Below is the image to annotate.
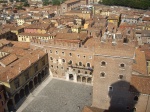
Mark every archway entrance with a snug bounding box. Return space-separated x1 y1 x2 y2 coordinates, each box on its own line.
19 89 24 99
25 85 29 96
7 99 14 111
41 70 45 78
82 77 86 83
69 74 74 80
45 67 49 75
14 93 20 104
34 77 38 86
38 73 42 83
77 75 81 82
87 77 92 83
29 81 33 91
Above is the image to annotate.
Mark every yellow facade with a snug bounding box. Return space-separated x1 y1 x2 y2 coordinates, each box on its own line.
37 29 46 34
84 23 89 29
71 27 81 33
8 55 48 94
18 34 55 42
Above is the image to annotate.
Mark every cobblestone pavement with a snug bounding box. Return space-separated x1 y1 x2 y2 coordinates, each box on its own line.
21 79 92 112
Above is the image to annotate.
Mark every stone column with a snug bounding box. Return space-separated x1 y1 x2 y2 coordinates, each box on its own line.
74 73 77 82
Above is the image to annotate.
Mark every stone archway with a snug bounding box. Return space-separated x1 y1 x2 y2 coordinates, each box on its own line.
77 75 81 82
87 77 92 83
19 89 25 99
41 70 45 78
82 77 86 83
14 93 20 104
69 74 74 80
29 81 33 91
7 99 14 112
25 85 29 96
34 77 38 86
66 72 77 82
38 73 42 83
45 67 49 76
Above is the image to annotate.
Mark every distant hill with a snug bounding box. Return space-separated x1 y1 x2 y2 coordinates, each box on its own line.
100 0 150 10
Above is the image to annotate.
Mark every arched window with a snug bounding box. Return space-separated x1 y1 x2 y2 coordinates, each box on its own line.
78 70 80 73
120 63 125 68
85 71 87 74
50 57 53 61
101 61 106 66
87 63 90 67
62 59 65 63
79 62 82 66
69 53 72 56
68 60 72 65
100 72 105 77
134 96 138 102
119 75 123 79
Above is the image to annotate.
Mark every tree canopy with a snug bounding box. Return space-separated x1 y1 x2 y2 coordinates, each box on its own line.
100 0 150 10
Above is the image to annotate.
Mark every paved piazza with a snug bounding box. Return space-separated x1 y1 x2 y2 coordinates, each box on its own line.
22 79 92 112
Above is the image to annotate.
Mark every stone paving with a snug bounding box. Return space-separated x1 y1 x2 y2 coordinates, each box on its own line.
21 79 92 112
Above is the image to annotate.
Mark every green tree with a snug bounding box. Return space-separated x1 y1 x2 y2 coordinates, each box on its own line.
101 0 150 9
23 1 29 7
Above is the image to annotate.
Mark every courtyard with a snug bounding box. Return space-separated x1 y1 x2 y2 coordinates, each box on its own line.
19 78 92 112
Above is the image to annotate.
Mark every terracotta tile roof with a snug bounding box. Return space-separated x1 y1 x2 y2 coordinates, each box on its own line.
130 75 150 94
132 48 147 75
0 28 10 34
142 17 150 21
55 33 87 41
0 54 18 67
25 22 50 30
0 39 11 46
0 49 46 82
95 41 135 58
11 41 30 49
0 47 29 57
